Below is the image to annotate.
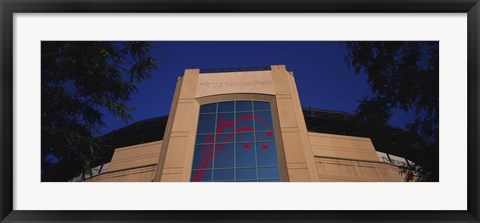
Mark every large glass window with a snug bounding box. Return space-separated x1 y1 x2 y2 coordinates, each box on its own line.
191 100 280 182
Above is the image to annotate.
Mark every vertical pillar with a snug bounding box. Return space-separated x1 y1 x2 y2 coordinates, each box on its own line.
271 65 319 181
154 69 200 182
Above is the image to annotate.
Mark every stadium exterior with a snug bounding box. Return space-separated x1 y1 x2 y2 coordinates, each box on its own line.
75 65 413 182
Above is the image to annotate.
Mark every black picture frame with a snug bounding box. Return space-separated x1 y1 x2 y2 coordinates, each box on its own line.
1 0 479 222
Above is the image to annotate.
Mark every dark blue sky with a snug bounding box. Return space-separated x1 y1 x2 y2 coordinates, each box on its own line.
99 41 415 135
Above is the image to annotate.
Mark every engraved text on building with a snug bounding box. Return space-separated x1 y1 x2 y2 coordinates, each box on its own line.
199 80 273 88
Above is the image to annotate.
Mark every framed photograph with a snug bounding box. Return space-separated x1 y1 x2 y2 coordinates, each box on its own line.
1 0 479 222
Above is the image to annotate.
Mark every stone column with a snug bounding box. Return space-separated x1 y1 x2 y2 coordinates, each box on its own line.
154 69 200 182
271 65 319 181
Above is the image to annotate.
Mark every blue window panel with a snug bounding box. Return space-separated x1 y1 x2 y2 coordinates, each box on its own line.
236 101 252 112
258 167 280 179
191 170 212 182
218 101 234 112
256 142 278 166
259 179 281 182
255 131 275 141
236 168 257 181
192 145 213 170
216 113 235 133
253 111 274 132
197 114 216 134
213 143 234 169
200 103 217 113
216 133 235 145
237 142 254 151
195 134 214 145
235 112 254 131
253 101 271 111
236 144 256 168
213 169 234 181
192 100 280 182
236 133 254 143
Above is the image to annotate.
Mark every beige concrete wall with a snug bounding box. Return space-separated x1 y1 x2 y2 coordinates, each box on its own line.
108 141 163 172
196 70 274 97
84 132 405 182
84 140 162 182
84 165 157 182
309 132 380 162
85 131 405 182
309 132 405 182
314 157 404 182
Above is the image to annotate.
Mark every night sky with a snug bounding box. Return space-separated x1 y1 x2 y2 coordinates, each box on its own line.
98 41 416 135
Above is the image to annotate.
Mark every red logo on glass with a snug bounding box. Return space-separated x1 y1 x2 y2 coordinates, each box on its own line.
193 114 272 182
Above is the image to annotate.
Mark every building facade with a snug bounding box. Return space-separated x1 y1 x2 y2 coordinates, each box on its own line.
80 65 407 182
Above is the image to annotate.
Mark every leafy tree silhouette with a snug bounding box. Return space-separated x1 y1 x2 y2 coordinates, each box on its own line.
345 41 439 181
41 41 159 181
